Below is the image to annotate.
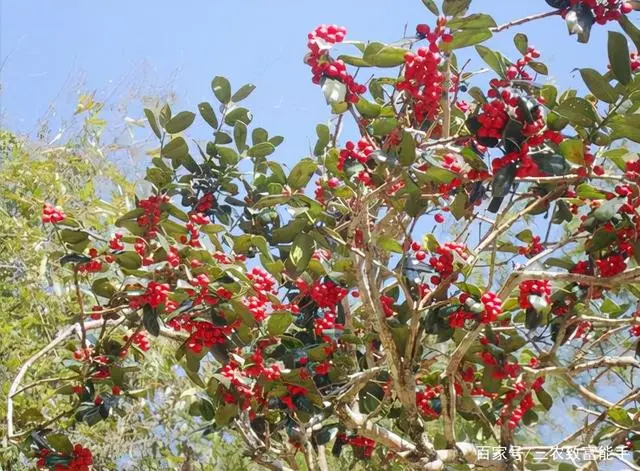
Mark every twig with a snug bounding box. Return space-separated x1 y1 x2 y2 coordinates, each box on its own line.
491 10 561 33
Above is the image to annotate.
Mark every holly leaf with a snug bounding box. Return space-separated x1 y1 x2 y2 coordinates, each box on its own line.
580 69 618 103
608 31 632 85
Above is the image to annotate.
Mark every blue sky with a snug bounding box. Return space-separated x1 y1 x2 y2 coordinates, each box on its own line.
0 2 634 469
0 0 623 164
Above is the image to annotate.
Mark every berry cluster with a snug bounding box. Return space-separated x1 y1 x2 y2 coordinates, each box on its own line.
244 348 282 381
129 281 170 309
132 238 153 266
77 248 103 274
36 444 93 471
306 279 348 310
519 235 543 258
596 253 627 277
479 350 520 380
630 311 640 337
280 384 309 410
42 203 66 224
338 138 374 171
305 25 365 104
441 153 490 183
480 292 503 323
396 19 452 124
564 0 634 25
127 331 151 351
220 360 261 409
247 267 278 300
476 99 509 140
518 280 552 310
108 232 124 251
428 242 466 285
167 314 238 353
185 273 220 307
244 295 268 322
345 435 376 459
380 295 395 317
496 377 545 430
416 385 442 417
167 246 180 267
505 47 541 81
195 193 215 213
137 194 170 238
314 310 344 340
631 51 640 72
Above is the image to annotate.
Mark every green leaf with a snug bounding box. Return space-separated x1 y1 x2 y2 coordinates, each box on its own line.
212 76 231 104
609 114 640 143
286 233 314 277
234 121 247 153
580 69 618 103
248 142 276 158
143 304 160 336
378 236 403 253
475 45 506 77
164 111 195 134
337 55 372 67
576 183 606 199
554 98 599 127
481 366 500 393
448 14 496 30
450 191 468 220
162 137 189 159
314 124 330 156
442 0 471 16
60 229 89 244
217 146 239 166
421 0 439 15
272 218 309 244
619 14 640 51
92 278 116 298
252 128 268 145
271 136 285 147
363 42 407 67
528 61 548 75
516 229 533 243
444 29 492 51
231 83 256 102
47 434 74 455
608 31 632 85
144 108 162 139
544 257 575 270
530 152 570 176
608 407 633 426
115 252 142 270
215 403 237 426
267 312 293 335
224 107 252 126
492 164 516 197
370 118 398 136
513 33 528 56
418 166 457 184
253 194 291 208
198 102 218 129
355 97 382 118
159 104 171 127
398 131 416 165
288 158 317 190
558 139 585 165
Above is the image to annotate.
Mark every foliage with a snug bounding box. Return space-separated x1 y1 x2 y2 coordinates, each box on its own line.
4 1 640 470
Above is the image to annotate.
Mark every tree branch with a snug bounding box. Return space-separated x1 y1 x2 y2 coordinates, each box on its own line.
490 10 561 33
